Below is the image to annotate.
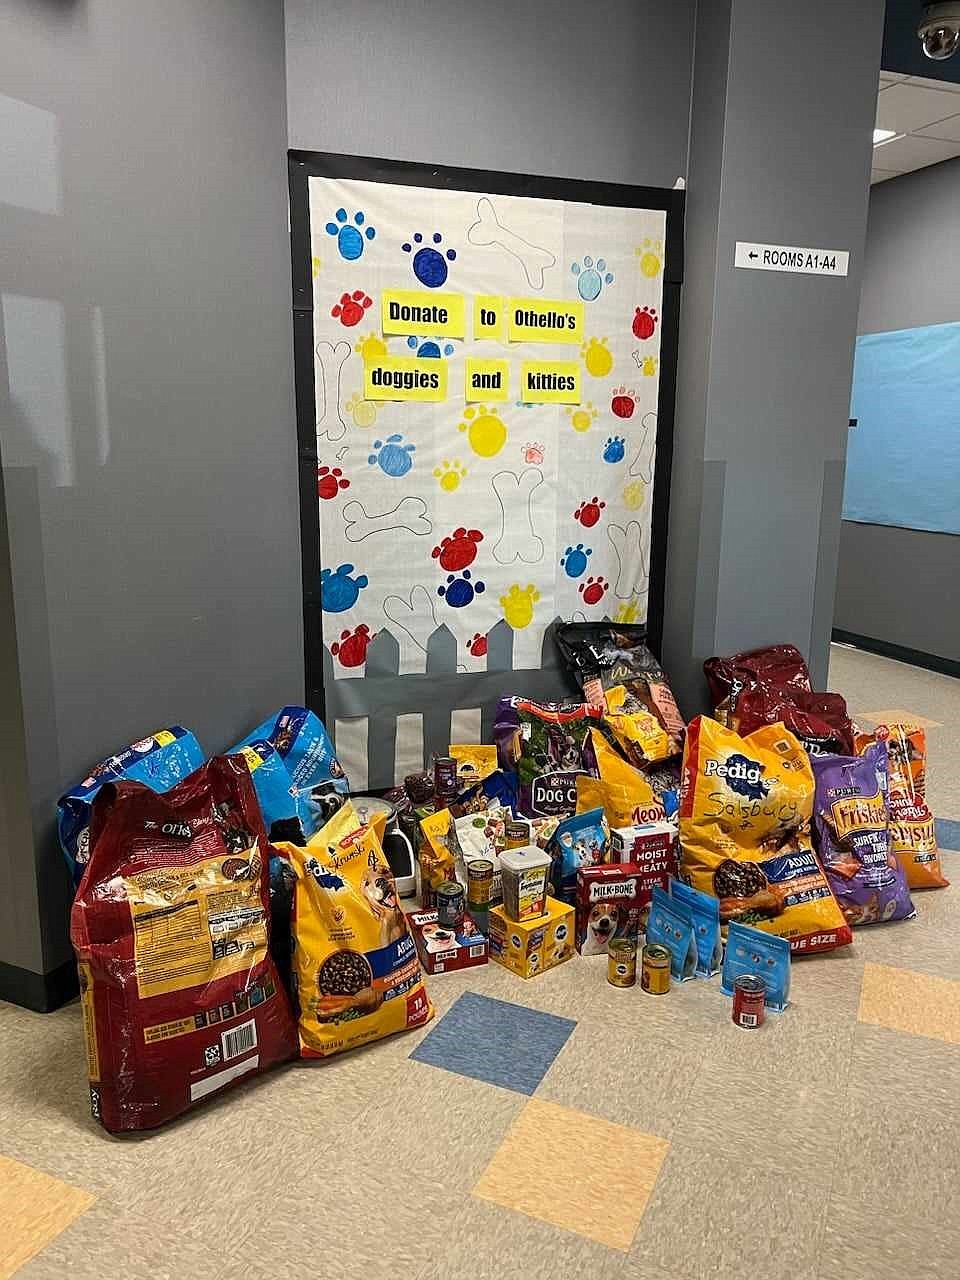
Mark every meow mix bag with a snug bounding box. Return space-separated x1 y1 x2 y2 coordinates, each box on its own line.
494 696 603 818
278 804 433 1058
575 728 665 828
679 717 851 954
71 755 298 1132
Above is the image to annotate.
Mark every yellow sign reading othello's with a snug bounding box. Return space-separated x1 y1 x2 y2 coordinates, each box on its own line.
521 360 581 404
465 358 509 402
381 289 465 338
507 297 584 344
474 295 505 340
364 356 448 402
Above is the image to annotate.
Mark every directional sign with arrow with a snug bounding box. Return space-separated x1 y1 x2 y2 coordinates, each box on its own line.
734 241 849 277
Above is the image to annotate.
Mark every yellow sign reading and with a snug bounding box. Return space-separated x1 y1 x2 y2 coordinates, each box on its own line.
520 360 581 404
381 289 465 338
364 356 448 402
465 358 509 402
474 295 505 340
507 297 584 344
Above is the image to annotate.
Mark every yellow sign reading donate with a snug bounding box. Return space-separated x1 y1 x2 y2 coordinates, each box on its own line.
520 360 581 404
507 297 584 344
364 357 448 402
381 289 465 338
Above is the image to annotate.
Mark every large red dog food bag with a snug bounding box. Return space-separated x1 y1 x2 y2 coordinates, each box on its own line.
71 755 298 1133
703 644 811 725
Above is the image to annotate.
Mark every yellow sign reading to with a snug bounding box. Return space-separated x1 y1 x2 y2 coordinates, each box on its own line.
507 297 584 344
381 289 465 338
465 358 509 402
364 356 448 402
474 295 505 340
520 360 581 404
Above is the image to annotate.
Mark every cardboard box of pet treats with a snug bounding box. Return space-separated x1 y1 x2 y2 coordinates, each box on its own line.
610 821 678 871
407 910 488 975
575 861 673 955
487 898 574 979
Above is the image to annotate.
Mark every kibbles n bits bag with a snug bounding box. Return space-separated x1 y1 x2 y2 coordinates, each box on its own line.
679 716 851 955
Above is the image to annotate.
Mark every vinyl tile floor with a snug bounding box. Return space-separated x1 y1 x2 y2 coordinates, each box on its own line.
2 644 959 1280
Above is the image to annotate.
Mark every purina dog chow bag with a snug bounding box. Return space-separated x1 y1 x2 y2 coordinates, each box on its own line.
70 755 298 1133
679 717 851 955
494 696 603 818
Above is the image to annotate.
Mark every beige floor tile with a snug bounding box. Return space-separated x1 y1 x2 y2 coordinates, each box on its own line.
0 1154 95 1279
473 1097 668 1252
818 1197 960 1280
856 709 942 729
848 1024 960 1117
859 960 960 1045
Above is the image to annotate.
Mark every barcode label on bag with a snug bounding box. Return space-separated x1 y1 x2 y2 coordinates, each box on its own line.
222 1018 257 1060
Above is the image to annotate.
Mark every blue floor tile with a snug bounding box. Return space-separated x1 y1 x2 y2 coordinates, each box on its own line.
410 991 576 1096
936 818 960 853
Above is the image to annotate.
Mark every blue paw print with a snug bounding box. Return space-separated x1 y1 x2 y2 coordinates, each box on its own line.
325 208 376 262
561 544 592 578
571 255 614 301
402 232 456 288
321 563 368 612
368 433 416 478
603 435 626 463
438 569 485 608
406 335 455 358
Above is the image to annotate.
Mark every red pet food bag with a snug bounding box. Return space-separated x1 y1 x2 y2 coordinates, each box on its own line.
71 755 298 1133
733 686 855 757
703 645 811 725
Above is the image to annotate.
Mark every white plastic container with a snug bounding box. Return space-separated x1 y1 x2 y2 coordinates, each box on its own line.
499 845 552 923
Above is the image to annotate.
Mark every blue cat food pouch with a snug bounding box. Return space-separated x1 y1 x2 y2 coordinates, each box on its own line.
671 879 723 977
550 808 610 905
57 726 204 888
646 884 697 981
721 920 791 1011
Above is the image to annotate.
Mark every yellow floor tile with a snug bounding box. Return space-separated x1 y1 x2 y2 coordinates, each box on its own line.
859 962 960 1046
472 1097 668 1252
856 709 942 729
0 1154 95 1279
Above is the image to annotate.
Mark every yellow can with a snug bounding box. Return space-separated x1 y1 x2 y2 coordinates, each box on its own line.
607 938 637 988
640 944 671 995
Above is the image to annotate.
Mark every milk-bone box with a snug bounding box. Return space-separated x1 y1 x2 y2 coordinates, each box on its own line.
407 910 488 975
575 861 674 955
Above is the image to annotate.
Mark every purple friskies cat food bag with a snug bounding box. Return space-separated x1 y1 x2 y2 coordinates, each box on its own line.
812 742 915 928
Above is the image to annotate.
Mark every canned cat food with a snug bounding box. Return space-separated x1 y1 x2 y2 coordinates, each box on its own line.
640 943 671 995
467 858 495 907
607 938 637 987
433 756 458 803
436 880 465 929
504 818 531 850
732 974 766 1028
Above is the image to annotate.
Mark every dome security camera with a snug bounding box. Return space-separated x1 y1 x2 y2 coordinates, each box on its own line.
917 2 960 60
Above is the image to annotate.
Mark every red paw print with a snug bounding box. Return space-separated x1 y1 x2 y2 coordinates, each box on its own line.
317 464 350 499
579 575 608 606
330 624 374 668
633 306 659 340
610 387 636 419
331 290 373 327
469 632 488 657
574 496 605 529
431 527 483 572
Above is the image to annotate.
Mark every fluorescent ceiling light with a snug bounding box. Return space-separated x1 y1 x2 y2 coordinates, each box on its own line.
873 128 898 145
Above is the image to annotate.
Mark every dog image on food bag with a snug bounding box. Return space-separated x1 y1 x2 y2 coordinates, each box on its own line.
360 858 408 946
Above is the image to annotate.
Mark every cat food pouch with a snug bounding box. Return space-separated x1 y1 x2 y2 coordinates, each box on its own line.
703 645 811 725
70 755 298 1132
721 921 791 1012
856 724 947 890
733 686 855 757
550 808 610 904
680 716 851 954
58 726 204 889
418 808 458 892
670 879 723 977
494 696 603 818
646 884 697 980
603 684 673 768
276 804 433 1058
812 743 915 927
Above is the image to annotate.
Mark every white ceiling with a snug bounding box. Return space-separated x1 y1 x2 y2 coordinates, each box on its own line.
872 71 960 183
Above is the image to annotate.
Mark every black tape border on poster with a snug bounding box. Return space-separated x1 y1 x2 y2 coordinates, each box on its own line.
288 150 685 725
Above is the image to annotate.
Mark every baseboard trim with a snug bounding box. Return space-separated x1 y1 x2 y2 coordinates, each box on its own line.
832 629 960 680
0 957 78 1012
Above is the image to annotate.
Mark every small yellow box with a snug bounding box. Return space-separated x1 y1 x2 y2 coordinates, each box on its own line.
488 898 575 979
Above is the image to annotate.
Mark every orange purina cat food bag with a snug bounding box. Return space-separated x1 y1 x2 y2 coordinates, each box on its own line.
679 716 851 955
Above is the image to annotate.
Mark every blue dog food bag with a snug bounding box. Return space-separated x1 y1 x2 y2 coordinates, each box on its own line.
721 921 791 1012
671 879 723 977
550 807 610 905
57 726 204 888
646 884 697 981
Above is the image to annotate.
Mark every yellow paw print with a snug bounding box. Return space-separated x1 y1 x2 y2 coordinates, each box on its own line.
459 405 507 458
354 332 387 362
311 255 322 278
622 479 646 511
565 402 598 433
636 238 663 279
500 583 540 629
640 355 658 378
614 599 642 624
434 459 467 492
581 336 613 378
345 393 377 428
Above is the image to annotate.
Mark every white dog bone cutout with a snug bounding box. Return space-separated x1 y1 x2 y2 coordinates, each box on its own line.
315 340 350 443
491 468 544 564
342 496 432 542
383 584 439 657
607 520 646 599
468 198 556 291
629 413 655 481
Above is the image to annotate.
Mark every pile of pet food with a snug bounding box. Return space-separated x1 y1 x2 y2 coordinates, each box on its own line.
60 630 949 1133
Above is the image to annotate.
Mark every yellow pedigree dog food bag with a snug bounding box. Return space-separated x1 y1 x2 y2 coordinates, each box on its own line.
276 802 434 1058
679 716 851 955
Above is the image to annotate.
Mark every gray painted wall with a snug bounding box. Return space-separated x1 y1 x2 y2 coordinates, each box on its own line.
834 157 960 663
0 0 302 984
285 0 694 188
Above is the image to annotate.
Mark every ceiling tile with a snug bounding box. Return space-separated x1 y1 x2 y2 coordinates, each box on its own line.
870 133 960 171
870 168 901 183
915 114 960 142
875 82 960 132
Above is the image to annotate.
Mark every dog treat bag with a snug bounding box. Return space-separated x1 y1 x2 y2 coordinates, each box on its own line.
680 716 851 954
703 644 811 725
646 885 697 980
812 744 915 927
70 755 298 1133
551 808 610 904
670 879 723 978
277 803 433 1058
721 921 791 1012
494 696 603 818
